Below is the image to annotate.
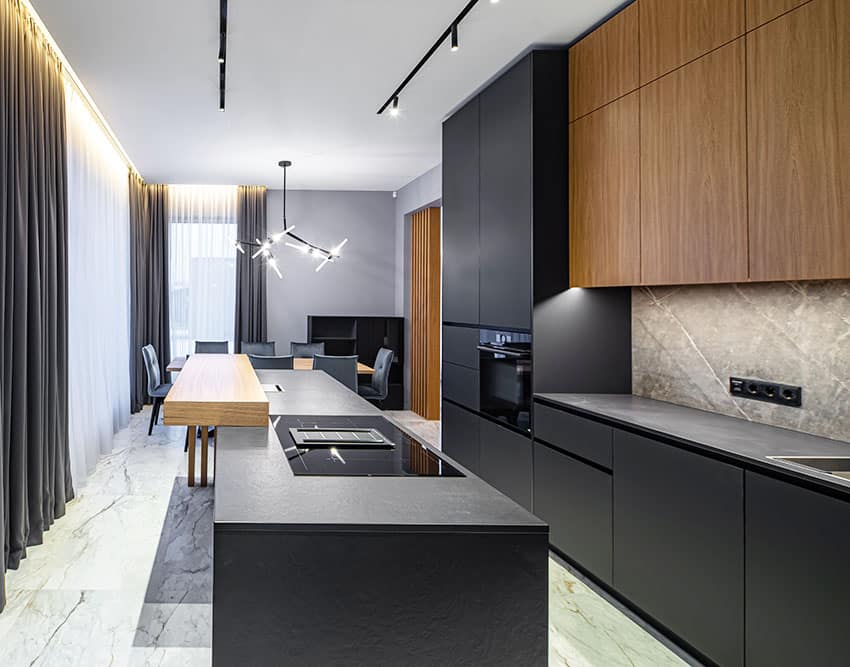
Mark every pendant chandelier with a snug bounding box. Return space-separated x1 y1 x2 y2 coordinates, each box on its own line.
234 160 348 278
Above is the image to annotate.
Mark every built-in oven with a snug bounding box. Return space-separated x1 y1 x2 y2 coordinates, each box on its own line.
478 329 532 434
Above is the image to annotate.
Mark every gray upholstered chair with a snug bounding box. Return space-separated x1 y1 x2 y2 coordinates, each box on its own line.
141 344 172 435
195 341 228 353
357 347 394 408
313 354 358 392
242 341 275 356
290 341 325 358
249 354 294 370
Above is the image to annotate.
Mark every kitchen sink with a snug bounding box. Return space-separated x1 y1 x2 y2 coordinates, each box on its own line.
768 456 850 481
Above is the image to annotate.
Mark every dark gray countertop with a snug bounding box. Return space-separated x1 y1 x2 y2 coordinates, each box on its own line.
214 370 546 533
535 393 850 496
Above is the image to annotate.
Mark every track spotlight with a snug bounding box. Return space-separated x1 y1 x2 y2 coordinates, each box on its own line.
451 23 459 51
390 96 400 117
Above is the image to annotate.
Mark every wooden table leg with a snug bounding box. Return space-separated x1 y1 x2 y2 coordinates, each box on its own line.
201 426 209 487
187 426 196 487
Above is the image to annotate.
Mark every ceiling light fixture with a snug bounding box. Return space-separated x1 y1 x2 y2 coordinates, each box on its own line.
377 0 486 115
390 96 400 117
218 0 227 111
234 161 348 279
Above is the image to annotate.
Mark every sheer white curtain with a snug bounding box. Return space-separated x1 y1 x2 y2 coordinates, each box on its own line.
168 186 238 358
65 82 131 487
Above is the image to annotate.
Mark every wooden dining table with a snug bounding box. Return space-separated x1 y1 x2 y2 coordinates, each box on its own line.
166 355 375 375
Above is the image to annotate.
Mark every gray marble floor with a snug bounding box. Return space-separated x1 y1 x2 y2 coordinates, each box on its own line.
0 407 688 666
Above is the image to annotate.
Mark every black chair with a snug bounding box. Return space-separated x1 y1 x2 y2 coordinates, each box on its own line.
141 344 172 435
357 347 394 408
242 341 275 356
290 341 325 358
249 354 294 370
195 341 228 353
313 354 358 392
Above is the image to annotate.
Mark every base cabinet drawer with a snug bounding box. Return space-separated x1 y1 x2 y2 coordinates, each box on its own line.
441 400 480 474
613 430 744 667
746 472 850 666
479 419 533 511
533 402 612 468
534 442 612 584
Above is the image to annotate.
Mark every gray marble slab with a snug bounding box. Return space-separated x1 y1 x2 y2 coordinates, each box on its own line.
536 393 850 496
215 370 545 533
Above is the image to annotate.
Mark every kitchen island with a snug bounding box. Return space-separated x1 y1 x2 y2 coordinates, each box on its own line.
213 370 548 666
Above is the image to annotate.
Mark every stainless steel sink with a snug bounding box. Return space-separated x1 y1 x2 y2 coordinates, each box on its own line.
767 456 850 481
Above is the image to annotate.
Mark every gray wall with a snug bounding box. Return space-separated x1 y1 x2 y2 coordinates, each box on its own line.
265 189 396 351
633 281 850 442
394 165 442 409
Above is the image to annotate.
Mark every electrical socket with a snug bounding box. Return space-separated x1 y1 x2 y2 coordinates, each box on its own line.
730 377 802 408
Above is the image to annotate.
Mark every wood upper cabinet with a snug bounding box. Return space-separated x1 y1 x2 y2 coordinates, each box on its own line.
639 0 745 84
747 0 850 281
569 92 640 287
746 0 809 30
640 39 748 285
568 3 638 121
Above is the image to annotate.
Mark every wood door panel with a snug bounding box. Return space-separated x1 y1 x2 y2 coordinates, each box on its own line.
747 0 850 281
568 3 638 121
639 0 745 84
569 92 640 287
410 207 441 419
640 40 748 285
746 0 810 30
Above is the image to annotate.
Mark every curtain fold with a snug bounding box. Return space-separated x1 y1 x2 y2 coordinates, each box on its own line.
235 186 268 351
65 81 131 487
168 186 237 358
1 0 74 612
129 179 170 413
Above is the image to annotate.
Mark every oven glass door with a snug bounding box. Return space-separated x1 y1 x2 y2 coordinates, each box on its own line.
478 343 532 433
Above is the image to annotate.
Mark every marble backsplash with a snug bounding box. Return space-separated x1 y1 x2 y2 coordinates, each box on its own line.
632 281 850 443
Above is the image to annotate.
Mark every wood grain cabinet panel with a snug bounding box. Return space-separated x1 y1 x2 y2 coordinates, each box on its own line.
746 0 810 30
640 40 748 285
639 0 745 84
747 0 850 281
568 3 638 121
569 92 640 287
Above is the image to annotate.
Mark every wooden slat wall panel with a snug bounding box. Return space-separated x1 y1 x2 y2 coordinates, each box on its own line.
410 208 442 420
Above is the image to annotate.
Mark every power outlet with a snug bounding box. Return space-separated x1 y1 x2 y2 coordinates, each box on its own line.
730 377 802 408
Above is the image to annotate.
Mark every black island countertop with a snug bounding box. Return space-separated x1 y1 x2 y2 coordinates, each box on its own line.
215 370 546 532
536 393 850 496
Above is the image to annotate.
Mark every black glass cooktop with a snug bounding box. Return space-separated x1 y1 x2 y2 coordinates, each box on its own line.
273 415 464 478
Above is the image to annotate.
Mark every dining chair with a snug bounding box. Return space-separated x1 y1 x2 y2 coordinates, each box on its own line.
313 354 358 392
195 341 228 353
290 341 325 358
248 354 294 370
242 341 275 356
357 347 394 408
141 344 172 435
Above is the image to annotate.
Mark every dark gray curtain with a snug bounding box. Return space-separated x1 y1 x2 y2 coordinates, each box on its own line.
0 0 74 612
234 186 267 352
129 177 170 413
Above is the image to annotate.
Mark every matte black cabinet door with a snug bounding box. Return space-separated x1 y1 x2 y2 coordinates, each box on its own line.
479 57 532 331
613 431 744 667
441 400 480 474
479 419 533 510
442 97 480 326
534 442 612 584
746 472 850 666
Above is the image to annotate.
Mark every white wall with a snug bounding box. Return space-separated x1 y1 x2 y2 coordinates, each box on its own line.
393 165 442 408
265 189 396 351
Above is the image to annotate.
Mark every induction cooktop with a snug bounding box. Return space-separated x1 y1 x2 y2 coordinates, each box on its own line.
272 415 464 478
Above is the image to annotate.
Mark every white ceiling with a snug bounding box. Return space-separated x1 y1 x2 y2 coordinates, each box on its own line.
32 0 623 190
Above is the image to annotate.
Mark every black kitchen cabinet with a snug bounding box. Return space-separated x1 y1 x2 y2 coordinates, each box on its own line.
479 57 532 330
534 442 612 584
441 400 480 474
441 325 479 370
442 97 480 326
613 430 744 667
746 472 850 666
441 362 479 412
479 419 533 511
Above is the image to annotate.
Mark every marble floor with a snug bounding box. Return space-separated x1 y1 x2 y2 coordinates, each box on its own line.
0 408 691 666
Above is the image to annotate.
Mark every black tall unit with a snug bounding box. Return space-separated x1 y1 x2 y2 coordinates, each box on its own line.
441 50 632 510
307 316 404 409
